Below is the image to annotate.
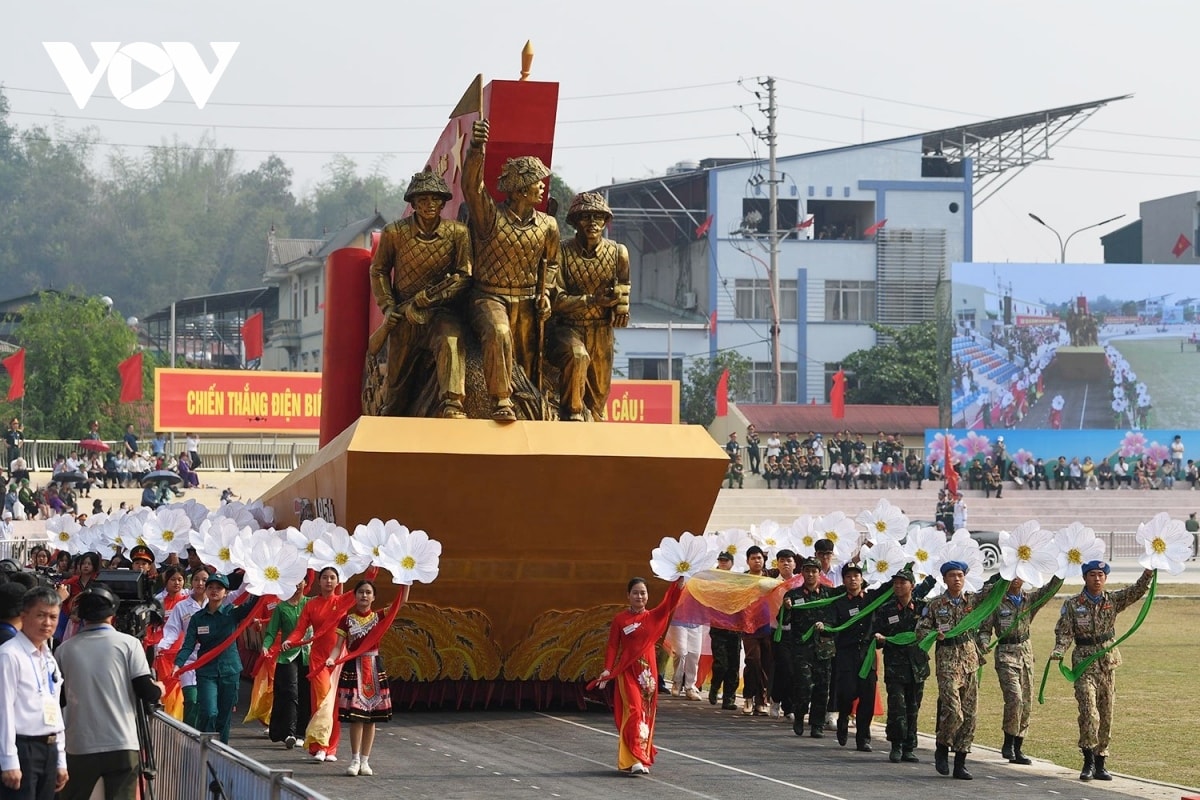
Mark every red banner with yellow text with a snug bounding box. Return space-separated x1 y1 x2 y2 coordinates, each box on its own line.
154 369 322 434
605 380 679 424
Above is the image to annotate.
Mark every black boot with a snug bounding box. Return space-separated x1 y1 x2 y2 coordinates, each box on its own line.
809 725 824 739
901 747 920 763
935 744 950 776
1080 748 1094 781
793 716 805 736
889 742 902 763
1010 736 1032 765
1001 732 1014 760
952 751 972 780
836 714 849 746
1093 754 1112 781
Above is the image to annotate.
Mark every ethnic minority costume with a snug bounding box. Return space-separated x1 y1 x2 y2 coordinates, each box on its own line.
602 581 684 772
334 611 392 724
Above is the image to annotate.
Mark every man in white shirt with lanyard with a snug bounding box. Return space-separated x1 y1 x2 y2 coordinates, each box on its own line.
0 586 68 800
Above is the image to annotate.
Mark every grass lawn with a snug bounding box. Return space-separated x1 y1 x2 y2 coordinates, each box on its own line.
1110 338 1200 428
916 594 1200 789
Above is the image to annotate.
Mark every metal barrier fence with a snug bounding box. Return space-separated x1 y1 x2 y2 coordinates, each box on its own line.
15 438 320 473
147 710 332 800
0 537 32 564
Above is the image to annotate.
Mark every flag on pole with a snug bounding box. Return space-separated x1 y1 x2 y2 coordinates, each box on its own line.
118 352 143 403
695 215 713 238
796 215 815 229
1172 233 1191 258
945 435 959 496
830 369 846 419
715 369 729 417
863 218 888 237
709 310 718 336
2 349 25 401
242 311 264 362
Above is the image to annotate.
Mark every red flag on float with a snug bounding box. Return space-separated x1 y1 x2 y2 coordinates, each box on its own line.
830 369 846 419
863 218 888 236
709 310 718 336
715 369 729 417
2 349 25 401
118 352 143 403
1172 233 1191 258
945 446 959 496
242 311 264 362
696 215 713 238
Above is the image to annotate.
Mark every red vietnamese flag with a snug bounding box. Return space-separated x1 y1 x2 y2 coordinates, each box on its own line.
863 218 888 237
1172 233 1191 258
2 349 25 401
118 352 143 403
709 310 718 335
695 215 713 238
715 369 729 417
945 449 959 496
242 311 264 362
830 369 846 419
796 215 815 229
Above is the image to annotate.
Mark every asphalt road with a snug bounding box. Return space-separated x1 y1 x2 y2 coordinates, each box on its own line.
229 696 1185 800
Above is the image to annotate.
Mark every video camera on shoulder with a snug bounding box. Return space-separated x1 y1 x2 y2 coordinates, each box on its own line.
89 570 165 638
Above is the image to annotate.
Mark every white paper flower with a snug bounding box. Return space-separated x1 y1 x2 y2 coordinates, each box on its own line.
245 499 276 527
287 519 330 560
164 499 211 532
377 526 442 585
143 508 194 560
117 507 153 551
310 525 370 582
902 526 946 579
241 535 308 596
650 532 715 581
88 519 123 555
859 540 909 588
352 518 399 564
939 529 985 592
45 515 88 554
713 528 755 572
1053 522 1106 579
998 520 1057 587
194 517 249 574
1136 512 1191 574
791 515 818 556
856 499 909 543
210 502 257 531
812 512 857 561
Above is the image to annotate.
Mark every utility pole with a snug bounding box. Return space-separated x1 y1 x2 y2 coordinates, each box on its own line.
764 76 782 404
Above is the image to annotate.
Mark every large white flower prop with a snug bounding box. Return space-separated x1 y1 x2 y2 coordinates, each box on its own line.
1136 512 1191 574
939 529 985 592
117 508 153 551
998 521 1057 587
210 501 257 531
245 499 275 527
376 526 442 585
791 515 818 557
1053 522 1106 579
753 520 793 555
812 512 857 561
859 540 909 588
310 524 370 582
713 528 755 572
650 532 716 582
240 535 309 596
287 518 331 560
352 518 398 563
856 499 909 544
902 526 945 580
143 507 194 560
87 519 121 555
46 515 87 554
164 499 211 532
194 517 249 575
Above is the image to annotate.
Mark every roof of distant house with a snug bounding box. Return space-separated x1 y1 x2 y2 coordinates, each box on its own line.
738 404 938 436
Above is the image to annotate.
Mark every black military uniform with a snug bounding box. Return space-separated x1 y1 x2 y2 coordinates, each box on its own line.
780 563 835 737
828 565 891 751
873 570 936 763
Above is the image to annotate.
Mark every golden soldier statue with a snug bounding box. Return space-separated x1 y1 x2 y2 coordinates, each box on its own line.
548 193 630 421
366 171 472 419
462 118 559 421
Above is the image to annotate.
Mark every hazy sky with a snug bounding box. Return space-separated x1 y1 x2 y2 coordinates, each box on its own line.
958 263 1200 305
3 1 1197 266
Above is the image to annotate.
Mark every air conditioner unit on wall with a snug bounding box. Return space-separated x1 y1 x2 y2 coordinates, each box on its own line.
683 291 698 310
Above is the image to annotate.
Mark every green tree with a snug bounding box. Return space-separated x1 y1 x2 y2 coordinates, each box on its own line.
549 172 576 232
0 292 141 439
839 321 939 406
680 350 752 426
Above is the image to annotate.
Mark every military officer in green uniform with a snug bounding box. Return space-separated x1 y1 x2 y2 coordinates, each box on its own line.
780 557 834 738
873 568 935 764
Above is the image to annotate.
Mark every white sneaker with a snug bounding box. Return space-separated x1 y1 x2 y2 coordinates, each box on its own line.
756 704 770 716
742 698 754 715
284 736 296 750
669 684 681 697
684 687 703 701
346 758 360 777
359 760 373 777
324 754 337 763
629 763 649 775
312 751 326 762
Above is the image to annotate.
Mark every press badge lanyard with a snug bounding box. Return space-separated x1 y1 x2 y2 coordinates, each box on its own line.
28 646 55 695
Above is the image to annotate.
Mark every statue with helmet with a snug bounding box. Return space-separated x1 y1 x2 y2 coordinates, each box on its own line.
547 192 631 421
364 170 473 419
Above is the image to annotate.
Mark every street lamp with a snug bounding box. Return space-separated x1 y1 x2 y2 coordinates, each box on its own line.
1028 212 1125 263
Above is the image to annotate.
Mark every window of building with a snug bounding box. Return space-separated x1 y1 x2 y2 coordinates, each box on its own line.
807 199 875 240
734 279 797 321
746 361 798 403
825 280 876 322
291 281 299 319
303 280 310 318
740 198 800 239
628 357 683 380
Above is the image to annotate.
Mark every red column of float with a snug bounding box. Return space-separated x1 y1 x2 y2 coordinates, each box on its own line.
320 247 372 447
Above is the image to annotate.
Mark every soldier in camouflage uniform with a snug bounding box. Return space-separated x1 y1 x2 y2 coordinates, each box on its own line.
547 193 630 421
780 557 834 737
463 119 559 420
915 561 997 780
368 171 472 418
984 574 1063 765
873 568 935 764
1052 561 1153 782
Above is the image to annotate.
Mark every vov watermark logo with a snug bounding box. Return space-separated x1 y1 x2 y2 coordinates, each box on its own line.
42 42 239 110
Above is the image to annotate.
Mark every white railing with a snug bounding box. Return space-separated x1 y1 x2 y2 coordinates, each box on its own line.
16 439 319 473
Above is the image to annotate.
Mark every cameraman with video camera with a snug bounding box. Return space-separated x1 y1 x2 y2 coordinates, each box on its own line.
55 584 163 800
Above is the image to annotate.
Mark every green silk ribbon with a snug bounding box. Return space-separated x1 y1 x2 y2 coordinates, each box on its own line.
800 587 894 643
858 631 918 679
917 577 1010 652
